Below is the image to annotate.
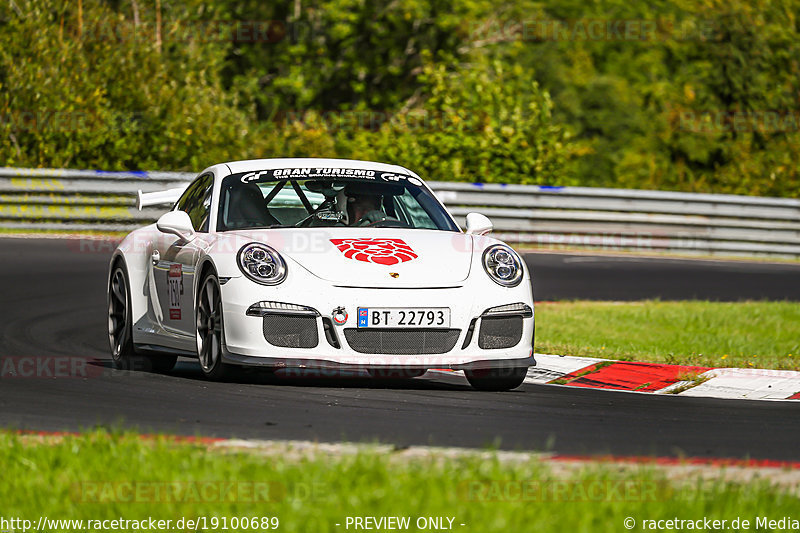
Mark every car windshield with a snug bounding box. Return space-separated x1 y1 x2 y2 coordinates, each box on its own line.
217 167 459 232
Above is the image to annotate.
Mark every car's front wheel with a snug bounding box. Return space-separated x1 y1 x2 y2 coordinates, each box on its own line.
196 270 233 380
465 367 528 391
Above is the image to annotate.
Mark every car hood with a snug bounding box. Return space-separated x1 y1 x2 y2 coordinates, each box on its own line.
222 228 473 288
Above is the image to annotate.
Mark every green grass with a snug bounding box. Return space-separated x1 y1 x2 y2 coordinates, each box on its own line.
535 301 800 370
2 431 799 533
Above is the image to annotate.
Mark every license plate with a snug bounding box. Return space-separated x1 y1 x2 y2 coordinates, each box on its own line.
357 307 450 328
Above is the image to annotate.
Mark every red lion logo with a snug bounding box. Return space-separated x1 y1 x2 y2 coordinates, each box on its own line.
330 238 418 265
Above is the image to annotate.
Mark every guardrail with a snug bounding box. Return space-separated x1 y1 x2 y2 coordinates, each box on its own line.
2 166 799 258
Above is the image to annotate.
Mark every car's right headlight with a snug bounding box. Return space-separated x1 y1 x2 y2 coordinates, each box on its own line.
237 243 287 285
482 244 523 287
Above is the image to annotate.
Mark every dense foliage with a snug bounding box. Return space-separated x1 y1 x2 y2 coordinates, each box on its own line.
0 0 798 196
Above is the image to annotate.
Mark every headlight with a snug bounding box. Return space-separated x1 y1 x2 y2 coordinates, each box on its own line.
482 245 523 287
237 243 287 285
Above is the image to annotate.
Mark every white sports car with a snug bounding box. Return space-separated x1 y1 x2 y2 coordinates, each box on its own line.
108 158 535 390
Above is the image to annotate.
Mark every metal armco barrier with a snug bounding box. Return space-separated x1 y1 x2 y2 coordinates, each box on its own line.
2 166 800 258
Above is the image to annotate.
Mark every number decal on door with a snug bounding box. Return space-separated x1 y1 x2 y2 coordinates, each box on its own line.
167 264 183 320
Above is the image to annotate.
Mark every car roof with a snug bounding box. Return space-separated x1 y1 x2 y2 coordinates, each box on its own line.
222 158 421 178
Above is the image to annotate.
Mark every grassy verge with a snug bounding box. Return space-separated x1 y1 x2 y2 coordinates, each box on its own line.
535 301 800 370
2 431 799 532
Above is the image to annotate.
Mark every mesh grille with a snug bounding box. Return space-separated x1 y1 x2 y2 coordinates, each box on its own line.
343 328 460 354
478 316 523 349
263 315 319 348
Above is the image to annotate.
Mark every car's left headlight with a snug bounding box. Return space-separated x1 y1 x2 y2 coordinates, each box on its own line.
237 243 287 285
482 244 523 287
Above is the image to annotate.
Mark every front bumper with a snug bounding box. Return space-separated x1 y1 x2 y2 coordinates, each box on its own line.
222 351 536 371
219 274 534 370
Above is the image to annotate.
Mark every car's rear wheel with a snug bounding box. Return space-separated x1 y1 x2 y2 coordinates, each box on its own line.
108 264 176 372
196 271 232 380
108 265 136 368
465 367 528 391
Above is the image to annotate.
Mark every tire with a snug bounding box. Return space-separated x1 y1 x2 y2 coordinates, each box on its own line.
465 366 528 391
108 263 177 373
196 270 233 381
108 264 137 369
367 368 426 379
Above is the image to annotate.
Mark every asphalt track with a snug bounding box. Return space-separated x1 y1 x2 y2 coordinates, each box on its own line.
1 237 799 460
529 251 800 301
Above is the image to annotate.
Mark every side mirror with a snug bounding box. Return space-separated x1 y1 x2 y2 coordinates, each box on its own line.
465 212 493 236
156 211 196 242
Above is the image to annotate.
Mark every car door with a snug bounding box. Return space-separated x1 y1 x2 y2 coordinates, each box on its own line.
151 173 214 338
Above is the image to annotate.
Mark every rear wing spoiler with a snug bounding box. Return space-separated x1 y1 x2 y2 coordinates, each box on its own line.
136 186 189 210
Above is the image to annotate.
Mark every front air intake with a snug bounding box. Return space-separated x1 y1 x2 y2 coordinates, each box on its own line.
343 328 460 354
477 316 523 349
263 315 319 348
